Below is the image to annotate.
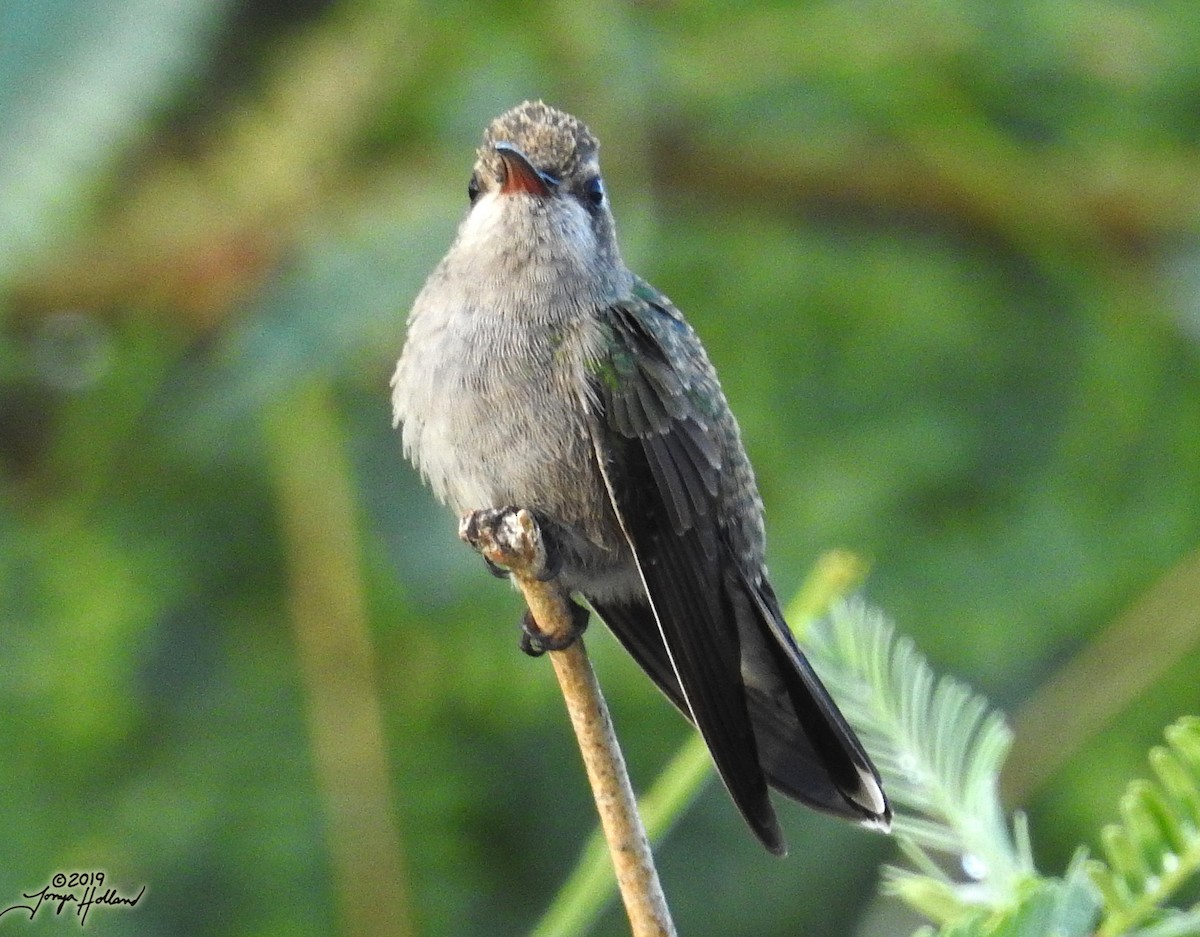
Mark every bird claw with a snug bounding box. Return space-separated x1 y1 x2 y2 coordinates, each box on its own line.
519 603 589 657
533 540 562 581
482 555 511 580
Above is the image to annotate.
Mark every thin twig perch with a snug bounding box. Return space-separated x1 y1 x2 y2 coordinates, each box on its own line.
461 508 677 937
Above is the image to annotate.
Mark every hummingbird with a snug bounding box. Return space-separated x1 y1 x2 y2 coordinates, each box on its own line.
391 101 889 854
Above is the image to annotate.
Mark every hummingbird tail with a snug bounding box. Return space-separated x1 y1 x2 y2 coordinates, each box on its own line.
592 583 890 838
742 575 891 829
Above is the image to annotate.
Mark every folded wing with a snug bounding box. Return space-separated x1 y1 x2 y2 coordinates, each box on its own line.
581 284 888 853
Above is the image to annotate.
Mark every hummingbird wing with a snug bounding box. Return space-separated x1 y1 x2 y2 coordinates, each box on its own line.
581 281 888 853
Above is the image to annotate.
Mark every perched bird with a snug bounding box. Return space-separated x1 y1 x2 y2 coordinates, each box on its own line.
392 101 889 854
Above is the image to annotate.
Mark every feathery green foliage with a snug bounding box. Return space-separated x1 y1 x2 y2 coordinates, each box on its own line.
799 601 1200 937
1089 717 1200 937
802 599 1033 918
907 853 1099 937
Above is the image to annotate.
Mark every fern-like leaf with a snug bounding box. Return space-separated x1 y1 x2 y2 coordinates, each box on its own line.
904 852 1099 937
1089 716 1200 937
799 599 1034 921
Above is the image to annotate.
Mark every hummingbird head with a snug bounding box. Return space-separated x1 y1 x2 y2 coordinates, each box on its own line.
449 101 628 306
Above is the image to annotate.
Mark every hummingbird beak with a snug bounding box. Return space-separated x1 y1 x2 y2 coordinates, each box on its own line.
495 142 555 197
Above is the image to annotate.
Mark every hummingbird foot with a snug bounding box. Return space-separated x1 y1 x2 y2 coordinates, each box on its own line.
460 506 580 654
459 506 562 581
519 601 589 657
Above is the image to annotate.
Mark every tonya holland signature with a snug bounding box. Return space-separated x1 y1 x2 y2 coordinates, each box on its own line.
0 872 145 927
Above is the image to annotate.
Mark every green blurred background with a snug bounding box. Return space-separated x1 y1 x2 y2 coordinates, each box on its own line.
3 1 1200 935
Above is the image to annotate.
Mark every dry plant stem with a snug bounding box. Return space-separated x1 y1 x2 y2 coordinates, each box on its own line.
465 509 677 937
545 642 676 937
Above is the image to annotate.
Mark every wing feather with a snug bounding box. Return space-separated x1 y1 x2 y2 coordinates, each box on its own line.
578 282 888 851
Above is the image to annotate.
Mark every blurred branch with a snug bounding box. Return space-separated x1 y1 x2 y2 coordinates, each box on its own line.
655 3 1200 260
462 508 676 937
265 380 414 937
1003 547 1200 806
15 0 425 327
653 130 1200 262
787 548 872 638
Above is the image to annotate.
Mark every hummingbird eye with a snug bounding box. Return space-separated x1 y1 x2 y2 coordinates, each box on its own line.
582 176 605 209
467 174 482 204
